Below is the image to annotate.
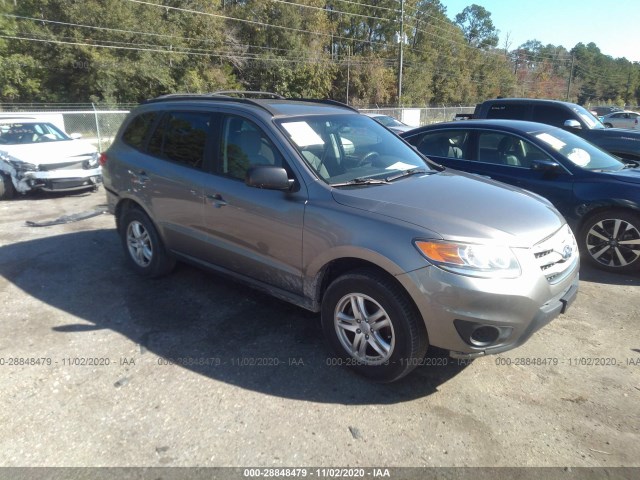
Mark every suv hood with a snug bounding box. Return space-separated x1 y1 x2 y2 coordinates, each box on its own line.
332 170 565 247
0 140 97 166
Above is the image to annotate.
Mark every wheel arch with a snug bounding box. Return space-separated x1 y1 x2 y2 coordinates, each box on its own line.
577 203 640 234
114 196 155 234
312 257 423 321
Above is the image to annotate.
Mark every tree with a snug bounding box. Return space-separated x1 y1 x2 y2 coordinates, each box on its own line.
454 4 499 49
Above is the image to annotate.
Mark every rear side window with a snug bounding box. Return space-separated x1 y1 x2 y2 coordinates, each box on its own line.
122 112 157 150
486 103 527 120
148 112 211 169
410 131 468 159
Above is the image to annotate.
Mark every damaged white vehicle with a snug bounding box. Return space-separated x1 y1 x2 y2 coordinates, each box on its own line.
0 119 102 199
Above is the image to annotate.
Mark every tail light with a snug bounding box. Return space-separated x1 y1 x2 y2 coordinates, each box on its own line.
99 152 108 166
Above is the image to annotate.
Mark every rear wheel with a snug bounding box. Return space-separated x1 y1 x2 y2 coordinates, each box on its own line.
119 208 175 277
580 210 640 272
321 269 428 382
604 122 613 128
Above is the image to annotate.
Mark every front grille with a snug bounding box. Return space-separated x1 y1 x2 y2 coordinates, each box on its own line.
532 225 578 283
38 160 87 171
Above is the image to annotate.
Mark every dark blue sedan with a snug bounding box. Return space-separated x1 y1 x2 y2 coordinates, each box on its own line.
401 120 640 273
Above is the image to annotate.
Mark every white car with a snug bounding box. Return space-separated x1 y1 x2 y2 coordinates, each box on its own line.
0 119 101 199
601 110 640 130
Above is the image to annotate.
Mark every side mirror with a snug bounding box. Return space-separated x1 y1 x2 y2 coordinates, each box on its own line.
69 133 83 139
245 166 293 190
531 159 561 172
563 119 581 129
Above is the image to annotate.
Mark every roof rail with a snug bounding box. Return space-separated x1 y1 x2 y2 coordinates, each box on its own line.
212 90 285 99
291 98 358 112
142 93 276 115
142 92 357 115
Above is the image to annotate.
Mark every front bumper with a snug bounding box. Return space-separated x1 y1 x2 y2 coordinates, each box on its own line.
397 249 579 357
18 167 103 192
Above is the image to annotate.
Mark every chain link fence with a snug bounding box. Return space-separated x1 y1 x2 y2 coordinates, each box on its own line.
0 104 134 151
360 106 476 126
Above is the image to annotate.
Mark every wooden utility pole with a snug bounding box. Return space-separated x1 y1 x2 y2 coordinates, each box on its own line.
565 54 575 101
397 0 404 106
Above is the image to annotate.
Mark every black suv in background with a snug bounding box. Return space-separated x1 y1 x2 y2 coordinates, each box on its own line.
473 98 640 162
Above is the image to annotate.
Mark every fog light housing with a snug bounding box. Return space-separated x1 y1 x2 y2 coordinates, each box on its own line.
454 319 513 348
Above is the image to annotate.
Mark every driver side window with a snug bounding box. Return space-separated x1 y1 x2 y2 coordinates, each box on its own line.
220 117 283 180
477 132 553 168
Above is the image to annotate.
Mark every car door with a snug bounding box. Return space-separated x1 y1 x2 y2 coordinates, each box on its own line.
142 110 215 258
470 130 576 217
198 114 307 296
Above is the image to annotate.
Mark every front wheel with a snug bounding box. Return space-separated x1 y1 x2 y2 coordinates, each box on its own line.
119 208 175 277
321 270 428 382
580 211 640 272
0 173 16 200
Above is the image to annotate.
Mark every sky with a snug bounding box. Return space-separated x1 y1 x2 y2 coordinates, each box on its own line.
441 0 640 62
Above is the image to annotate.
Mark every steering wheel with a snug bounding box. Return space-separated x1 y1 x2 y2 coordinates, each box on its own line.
357 151 380 167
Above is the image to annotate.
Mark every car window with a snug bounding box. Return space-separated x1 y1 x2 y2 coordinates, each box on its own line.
0 122 68 144
486 103 527 120
122 112 158 150
220 117 283 180
477 132 550 168
531 105 569 128
148 111 210 169
412 131 468 159
278 114 429 185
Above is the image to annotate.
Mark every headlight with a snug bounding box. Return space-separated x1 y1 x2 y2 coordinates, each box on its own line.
84 152 99 169
415 240 521 278
8 159 38 172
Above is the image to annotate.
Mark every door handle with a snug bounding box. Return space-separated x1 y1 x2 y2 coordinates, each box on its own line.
206 193 228 208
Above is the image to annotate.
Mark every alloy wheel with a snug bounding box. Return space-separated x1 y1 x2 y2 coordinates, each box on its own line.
585 218 640 268
126 220 153 267
334 293 395 365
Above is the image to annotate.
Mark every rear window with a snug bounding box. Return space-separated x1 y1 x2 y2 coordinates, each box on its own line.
122 112 157 150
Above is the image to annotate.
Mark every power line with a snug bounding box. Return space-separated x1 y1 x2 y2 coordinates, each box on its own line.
126 0 391 47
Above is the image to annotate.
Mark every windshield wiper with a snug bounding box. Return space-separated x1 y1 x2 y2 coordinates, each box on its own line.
623 160 639 169
331 177 390 187
385 168 433 182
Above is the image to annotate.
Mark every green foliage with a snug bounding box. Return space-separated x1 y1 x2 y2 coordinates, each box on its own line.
0 0 637 107
454 4 499 49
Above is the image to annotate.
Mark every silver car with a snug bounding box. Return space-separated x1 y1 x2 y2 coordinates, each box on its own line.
602 110 640 130
102 93 579 382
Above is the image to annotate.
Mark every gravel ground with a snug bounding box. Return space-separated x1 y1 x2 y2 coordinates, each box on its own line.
0 189 638 474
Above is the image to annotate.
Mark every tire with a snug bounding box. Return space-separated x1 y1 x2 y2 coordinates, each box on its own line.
321 269 428 382
119 208 175 277
604 123 613 128
0 173 16 200
579 210 640 273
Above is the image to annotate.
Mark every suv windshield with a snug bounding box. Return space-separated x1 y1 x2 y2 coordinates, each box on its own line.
277 114 430 185
572 105 604 130
535 128 624 171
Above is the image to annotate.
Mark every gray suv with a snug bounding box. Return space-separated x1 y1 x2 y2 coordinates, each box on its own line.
102 93 579 382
